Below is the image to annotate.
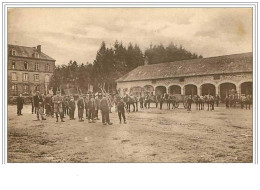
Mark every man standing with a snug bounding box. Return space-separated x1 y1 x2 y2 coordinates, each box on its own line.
187 95 192 111
44 94 52 117
31 93 36 114
34 91 46 120
77 95 84 122
69 96 76 120
52 91 64 122
216 95 220 107
159 94 164 110
17 93 24 116
139 95 144 109
100 94 112 125
87 95 96 123
117 98 126 124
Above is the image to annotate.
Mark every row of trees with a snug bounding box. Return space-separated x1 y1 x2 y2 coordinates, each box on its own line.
50 41 202 94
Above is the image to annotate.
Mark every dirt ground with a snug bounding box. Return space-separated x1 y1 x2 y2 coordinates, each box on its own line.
7 103 253 163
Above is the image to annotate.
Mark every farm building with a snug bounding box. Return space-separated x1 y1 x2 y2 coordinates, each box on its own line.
116 52 253 101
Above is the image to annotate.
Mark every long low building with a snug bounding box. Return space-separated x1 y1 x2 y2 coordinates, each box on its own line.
116 52 253 100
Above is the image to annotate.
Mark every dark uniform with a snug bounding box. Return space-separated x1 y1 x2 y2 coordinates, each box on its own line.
34 93 46 120
69 97 76 120
95 96 101 120
139 96 144 109
44 95 52 116
84 95 89 119
117 100 126 124
187 96 192 111
17 95 24 115
77 97 84 121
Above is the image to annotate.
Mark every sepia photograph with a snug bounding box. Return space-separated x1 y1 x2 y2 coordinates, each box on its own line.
6 7 253 163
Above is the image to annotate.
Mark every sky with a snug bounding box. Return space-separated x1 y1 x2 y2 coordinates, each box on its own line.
8 8 252 65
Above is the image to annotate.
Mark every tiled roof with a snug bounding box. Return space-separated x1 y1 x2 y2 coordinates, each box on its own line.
8 44 55 61
117 52 253 82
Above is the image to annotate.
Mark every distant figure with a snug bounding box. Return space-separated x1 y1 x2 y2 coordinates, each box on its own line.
215 95 220 107
187 95 192 111
117 98 127 124
100 94 112 125
31 93 36 114
69 96 76 120
16 93 24 116
87 95 96 123
225 96 230 108
52 91 64 122
139 95 144 109
34 91 46 120
77 96 84 122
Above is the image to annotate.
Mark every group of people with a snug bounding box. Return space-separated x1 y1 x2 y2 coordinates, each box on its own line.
17 91 129 125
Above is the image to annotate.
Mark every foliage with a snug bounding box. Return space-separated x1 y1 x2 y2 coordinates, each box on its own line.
50 41 202 93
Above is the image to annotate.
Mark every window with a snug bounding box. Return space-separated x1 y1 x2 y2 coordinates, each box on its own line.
34 74 39 81
46 64 50 72
12 61 15 69
213 75 220 80
35 63 39 71
11 84 17 91
23 73 28 81
11 49 16 56
34 85 40 91
11 72 17 81
179 77 185 82
24 62 28 70
34 52 40 58
23 85 29 92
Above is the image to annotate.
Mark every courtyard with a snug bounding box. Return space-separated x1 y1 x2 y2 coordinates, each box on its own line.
7 103 253 163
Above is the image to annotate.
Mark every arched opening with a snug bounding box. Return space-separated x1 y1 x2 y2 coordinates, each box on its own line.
155 86 167 96
169 85 181 95
130 86 142 97
219 83 236 100
184 84 197 96
201 83 216 96
240 82 252 96
143 85 154 96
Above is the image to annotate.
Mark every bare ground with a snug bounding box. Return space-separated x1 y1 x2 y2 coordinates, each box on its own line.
7 104 253 163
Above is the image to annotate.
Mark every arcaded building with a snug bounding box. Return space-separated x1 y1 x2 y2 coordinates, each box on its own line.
8 44 56 97
116 52 253 101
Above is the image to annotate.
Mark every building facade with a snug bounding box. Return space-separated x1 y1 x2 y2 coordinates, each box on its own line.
8 44 55 97
116 52 253 101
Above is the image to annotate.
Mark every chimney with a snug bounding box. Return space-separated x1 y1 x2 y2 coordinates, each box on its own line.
37 45 41 53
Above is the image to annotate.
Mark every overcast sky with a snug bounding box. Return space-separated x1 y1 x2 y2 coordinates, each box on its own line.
8 8 252 65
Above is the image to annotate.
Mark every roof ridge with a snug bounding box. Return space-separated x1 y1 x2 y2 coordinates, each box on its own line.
141 52 252 67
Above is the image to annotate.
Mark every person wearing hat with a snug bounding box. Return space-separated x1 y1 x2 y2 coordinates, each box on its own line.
33 91 46 120
68 96 76 120
100 94 112 125
16 93 24 116
52 91 64 122
77 95 84 121
117 98 126 124
87 95 96 123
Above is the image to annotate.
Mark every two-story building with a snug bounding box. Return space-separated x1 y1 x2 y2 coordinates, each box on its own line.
8 44 56 97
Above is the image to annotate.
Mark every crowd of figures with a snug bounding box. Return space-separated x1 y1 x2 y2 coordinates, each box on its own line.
15 90 253 125
113 92 253 113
